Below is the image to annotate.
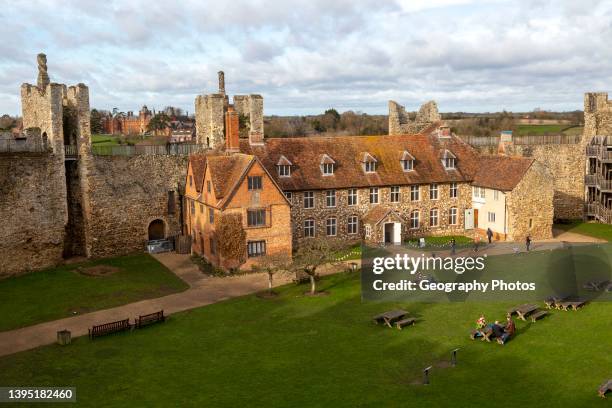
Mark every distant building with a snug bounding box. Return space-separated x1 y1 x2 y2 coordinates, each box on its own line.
101 105 152 135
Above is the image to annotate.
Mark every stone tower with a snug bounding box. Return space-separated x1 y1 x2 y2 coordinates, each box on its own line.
388 100 441 135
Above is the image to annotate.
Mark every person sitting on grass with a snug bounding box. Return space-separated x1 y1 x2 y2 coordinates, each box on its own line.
498 315 516 345
491 320 505 339
476 315 486 329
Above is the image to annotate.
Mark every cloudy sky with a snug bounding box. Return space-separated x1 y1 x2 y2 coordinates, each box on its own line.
2 0 612 116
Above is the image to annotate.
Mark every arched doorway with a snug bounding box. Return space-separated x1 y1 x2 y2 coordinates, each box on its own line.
148 219 165 240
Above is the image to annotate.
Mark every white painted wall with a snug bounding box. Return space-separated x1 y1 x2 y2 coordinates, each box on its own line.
471 186 507 235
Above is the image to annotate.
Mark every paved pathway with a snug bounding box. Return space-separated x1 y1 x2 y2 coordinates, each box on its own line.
0 229 604 358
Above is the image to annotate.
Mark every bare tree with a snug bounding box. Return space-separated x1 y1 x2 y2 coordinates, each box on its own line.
292 238 342 295
255 252 292 295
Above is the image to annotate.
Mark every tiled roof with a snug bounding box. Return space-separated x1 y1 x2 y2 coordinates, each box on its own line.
472 155 534 191
188 154 207 193
206 154 254 199
239 128 481 191
363 206 403 225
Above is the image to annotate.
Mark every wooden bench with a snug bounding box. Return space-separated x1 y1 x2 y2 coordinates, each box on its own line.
561 300 587 311
599 379 612 398
514 304 539 321
135 310 165 329
395 318 416 330
530 310 548 322
89 318 131 339
583 280 609 291
373 310 408 328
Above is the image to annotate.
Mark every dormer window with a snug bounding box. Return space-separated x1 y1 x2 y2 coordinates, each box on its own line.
441 150 457 170
362 152 377 173
400 150 415 172
276 155 292 177
320 154 335 176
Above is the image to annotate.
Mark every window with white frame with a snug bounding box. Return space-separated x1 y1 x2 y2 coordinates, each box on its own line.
390 186 400 203
326 217 337 236
401 158 414 171
278 165 291 177
450 182 458 198
364 161 376 173
348 188 358 206
444 157 456 169
480 188 485 199
410 185 420 201
494 190 499 200
347 215 358 234
365 224 372 238
247 240 266 258
369 187 379 204
488 212 496 223
429 183 439 200
322 162 334 176
430 208 439 227
473 186 479 198
449 207 457 225
304 219 315 237
325 190 336 207
410 210 420 229
303 191 314 209
247 209 266 227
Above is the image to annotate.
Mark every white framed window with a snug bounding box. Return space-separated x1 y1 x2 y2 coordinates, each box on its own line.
326 217 337 236
410 185 420 201
303 191 314 209
480 188 485 199
488 212 496 223
278 165 291 177
410 210 420 229
473 186 479 198
365 224 372 238
247 240 266 258
450 182 458 198
364 161 377 173
304 219 315 237
401 159 414 171
429 183 439 200
347 215 358 234
430 208 439 227
390 186 400 203
494 190 499 200
322 162 334 176
325 190 336 207
369 187 379 204
348 188 358 206
444 157 456 169
449 207 458 225
284 191 292 202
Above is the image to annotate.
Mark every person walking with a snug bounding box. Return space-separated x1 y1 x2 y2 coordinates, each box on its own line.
486 227 493 244
450 238 456 255
525 235 531 252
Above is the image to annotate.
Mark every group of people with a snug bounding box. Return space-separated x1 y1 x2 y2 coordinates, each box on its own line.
471 313 516 345
471 229 532 253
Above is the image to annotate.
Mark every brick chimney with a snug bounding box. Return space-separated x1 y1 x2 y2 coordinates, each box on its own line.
225 105 239 153
498 130 513 155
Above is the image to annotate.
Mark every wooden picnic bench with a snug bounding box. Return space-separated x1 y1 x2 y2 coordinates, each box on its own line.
583 280 609 291
395 317 416 330
470 323 506 342
544 296 568 309
373 310 408 328
512 304 539 321
558 300 587 311
599 379 612 398
89 318 131 339
530 310 548 322
135 310 165 329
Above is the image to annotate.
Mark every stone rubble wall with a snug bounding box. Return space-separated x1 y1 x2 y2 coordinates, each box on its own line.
389 100 440 135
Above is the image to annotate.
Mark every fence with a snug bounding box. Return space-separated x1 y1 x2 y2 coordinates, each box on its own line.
92 143 207 156
168 234 192 254
0 138 50 154
459 134 582 147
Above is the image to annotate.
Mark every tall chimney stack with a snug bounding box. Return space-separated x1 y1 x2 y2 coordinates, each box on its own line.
218 71 225 95
225 105 239 153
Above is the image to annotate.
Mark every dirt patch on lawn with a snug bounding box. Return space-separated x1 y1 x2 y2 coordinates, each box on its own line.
76 265 121 277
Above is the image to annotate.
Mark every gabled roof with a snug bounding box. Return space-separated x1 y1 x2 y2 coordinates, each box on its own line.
189 154 208 193
363 206 403 226
400 150 415 161
472 155 534 191
440 149 456 159
320 154 335 164
206 154 254 200
239 127 481 191
276 155 292 166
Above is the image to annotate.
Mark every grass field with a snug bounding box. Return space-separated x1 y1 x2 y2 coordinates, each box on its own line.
0 248 609 407
91 134 120 146
516 124 583 136
555 220 612 242
0 254 188 332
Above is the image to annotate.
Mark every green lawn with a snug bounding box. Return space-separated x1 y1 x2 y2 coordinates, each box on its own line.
0 249 609 407
516 124 582 136
555 220 612 242
91 134 120 146
0 254 188 331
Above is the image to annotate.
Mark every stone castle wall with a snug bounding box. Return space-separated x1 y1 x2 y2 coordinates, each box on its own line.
389 100 440 135
83 155 188 258
0 155 67 275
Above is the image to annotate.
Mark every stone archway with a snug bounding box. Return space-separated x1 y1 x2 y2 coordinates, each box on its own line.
148 219 166 240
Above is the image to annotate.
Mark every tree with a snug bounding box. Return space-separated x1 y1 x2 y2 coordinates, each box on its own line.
255 252 292 295
90 109 104 134
0 114 15 130
147 113 171 134
217 213 247 270
292 238 342 295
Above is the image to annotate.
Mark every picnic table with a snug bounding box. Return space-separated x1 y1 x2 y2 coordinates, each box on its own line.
599 379 612 398
583 280 609 291
558 300 587 311
373 310 408 328
508 304 539 321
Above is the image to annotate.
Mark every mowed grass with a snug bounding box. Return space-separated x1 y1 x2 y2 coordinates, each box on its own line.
555 220 612 242
0 255 610 407
91 134 120 146
0 254 188 331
